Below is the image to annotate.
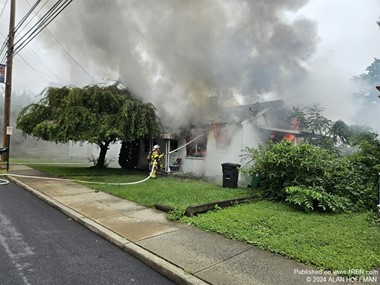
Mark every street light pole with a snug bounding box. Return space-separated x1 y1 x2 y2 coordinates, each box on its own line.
2 0 16 162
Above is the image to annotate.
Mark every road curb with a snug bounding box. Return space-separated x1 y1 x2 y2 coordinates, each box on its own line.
7 176 210 285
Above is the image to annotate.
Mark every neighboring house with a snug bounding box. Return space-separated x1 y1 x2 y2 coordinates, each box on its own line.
69 141 98 161
69 99 304 186
15 136 71 160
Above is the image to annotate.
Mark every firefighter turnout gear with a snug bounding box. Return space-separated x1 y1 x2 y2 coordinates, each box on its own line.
149 146 164 178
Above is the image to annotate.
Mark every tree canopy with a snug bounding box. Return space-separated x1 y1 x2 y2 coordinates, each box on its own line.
352 57 380 103
16 84 162 168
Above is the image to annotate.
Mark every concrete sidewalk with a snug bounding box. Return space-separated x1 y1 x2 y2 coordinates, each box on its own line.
6 165 333 285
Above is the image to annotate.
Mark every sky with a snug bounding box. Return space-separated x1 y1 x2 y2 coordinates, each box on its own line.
296 0 380 78
0 0 380 130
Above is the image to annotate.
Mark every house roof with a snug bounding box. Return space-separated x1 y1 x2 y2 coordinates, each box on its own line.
222 99 291 128
161 99 293 136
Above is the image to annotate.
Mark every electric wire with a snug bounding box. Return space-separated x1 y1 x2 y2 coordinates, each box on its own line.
16 0 51 36
21 49 64 83
13 0 42 35
0 0 97 84
47 31 98 82
0 0 10 62
21 0 96 84
0 0 44 63
12 0 64 53
25 0 98 82
12 0 74 58
0 32 8 60
0 0 74 64
16 53 63 83
0 0 9 21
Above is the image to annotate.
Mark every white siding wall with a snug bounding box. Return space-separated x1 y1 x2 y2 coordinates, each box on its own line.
106 142 122 168
204 120 263 185
69 141 96 160
173 138 201 175
204 125 242 183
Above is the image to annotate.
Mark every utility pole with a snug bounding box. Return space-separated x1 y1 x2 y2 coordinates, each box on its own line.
2 0 16 162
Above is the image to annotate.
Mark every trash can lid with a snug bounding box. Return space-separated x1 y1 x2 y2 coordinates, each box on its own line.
221 162 241 167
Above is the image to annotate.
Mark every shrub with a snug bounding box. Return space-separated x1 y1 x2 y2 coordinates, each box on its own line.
325 157 378 211
241 140 378 212
241 141 335 200
88 154 112 168
285 186 353 213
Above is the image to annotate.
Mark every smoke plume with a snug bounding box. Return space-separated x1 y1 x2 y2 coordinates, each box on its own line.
47 0 320 130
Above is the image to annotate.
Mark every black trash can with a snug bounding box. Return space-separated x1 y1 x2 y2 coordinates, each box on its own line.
221 163 241 188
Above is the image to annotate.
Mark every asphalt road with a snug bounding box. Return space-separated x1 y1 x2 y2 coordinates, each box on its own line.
0 181 175 285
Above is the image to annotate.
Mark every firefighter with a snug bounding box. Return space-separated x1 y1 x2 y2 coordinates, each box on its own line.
149 145 165 178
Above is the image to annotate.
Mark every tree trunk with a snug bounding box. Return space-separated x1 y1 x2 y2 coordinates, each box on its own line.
94 142 110 168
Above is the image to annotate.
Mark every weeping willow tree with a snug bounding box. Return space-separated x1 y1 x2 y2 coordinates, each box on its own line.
16 84 162 168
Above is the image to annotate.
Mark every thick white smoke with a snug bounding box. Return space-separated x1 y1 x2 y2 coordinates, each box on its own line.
46 0 322 130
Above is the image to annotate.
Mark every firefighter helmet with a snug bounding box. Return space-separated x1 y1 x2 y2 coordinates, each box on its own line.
153 144 160 150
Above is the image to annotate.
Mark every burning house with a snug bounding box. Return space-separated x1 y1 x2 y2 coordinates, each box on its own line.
98 99 301 184
69 98 305 186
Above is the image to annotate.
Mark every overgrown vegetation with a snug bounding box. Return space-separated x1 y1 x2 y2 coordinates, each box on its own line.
241 105 380 213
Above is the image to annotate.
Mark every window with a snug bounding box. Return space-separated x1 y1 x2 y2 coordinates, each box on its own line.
215 127 229 149
144 139 157 152
211 123 229 150
186 131 207 157
71 141 84 147
170 140 178 152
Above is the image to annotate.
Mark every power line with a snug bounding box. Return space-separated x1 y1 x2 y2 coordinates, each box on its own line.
0 0 9 20
0 0 42 63
0 0 98 86
25 0 98 82
47 30 98 82
16 53 63 83
0 0 74 64
13 0 64 52
0 0 10 60
23 0 98 82
13 0 42 35
12 0 73 58
16 0 51 36
20 49 64 83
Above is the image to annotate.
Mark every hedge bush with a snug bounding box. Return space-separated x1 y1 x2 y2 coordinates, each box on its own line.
241 141 378 213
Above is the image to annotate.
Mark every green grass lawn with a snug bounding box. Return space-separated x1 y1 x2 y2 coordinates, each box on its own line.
24 164 380 274
181 201 380 273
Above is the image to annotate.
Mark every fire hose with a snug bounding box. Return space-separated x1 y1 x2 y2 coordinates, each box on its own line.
0 167 155 186
167 135 202 155
165 134 203 172
0 135 203 186
0 177 9 185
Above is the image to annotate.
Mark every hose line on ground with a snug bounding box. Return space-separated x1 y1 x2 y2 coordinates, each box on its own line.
0 136 202 186
0 166 155 186
0 178 9 185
